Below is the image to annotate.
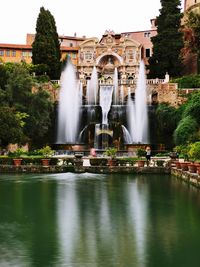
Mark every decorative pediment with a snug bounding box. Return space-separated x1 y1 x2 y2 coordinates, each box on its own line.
79 38 99 48
100 30 118 45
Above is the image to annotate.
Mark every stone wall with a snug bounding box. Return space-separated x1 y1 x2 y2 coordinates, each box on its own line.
147 83 187 107
172 167 200 188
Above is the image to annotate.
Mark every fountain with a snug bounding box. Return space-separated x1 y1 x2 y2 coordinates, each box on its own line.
56 58 80 144
127 61 149 144
56 57 149 152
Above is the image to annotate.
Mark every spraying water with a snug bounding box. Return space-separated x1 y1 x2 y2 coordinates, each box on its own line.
113 67 118 105
127 61 149 143
122 125 132 144
120 85 124 105
86 66 98 105
127 89 135 142
57 59 80 143
99 85 113 125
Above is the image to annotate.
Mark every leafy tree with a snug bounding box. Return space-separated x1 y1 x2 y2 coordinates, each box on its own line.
188 141 200 160
5 63 33 110
24 88 54 147
184 11 200 72
171 74 200 88
32 7 61 79
0 107 26 146
148 0 184 78
155 103 181 147
174 115 198 145
4 63 54 148
0 64 9 90
183 92 200 123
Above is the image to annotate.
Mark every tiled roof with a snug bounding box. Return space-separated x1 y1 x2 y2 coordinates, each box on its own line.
0 44 32 49
60 46 79 51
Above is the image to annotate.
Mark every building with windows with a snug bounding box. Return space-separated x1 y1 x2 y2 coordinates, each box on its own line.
121 19 157 65
184 0 200 11
0 33 86 65
0 19 156 68
0 43 32 63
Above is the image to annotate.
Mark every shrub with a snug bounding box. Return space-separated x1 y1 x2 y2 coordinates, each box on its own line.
21 157 42 165
174 116 198 145
188 142 200 160
90 158 108 166
136 148 146 157
38 145 54 158
171 75 200 88
118 158 137 166
8 148 28 158
0 156 13 165
104 147 117 159
63 158 74 166
173 144 190 160
156 160 165 167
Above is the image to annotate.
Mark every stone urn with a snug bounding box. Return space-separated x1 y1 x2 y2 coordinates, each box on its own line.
13 158 23 166
188 163 197 173
175 161 181 169
41 159 50 166
108 158 118 167
180 162 189 171
137 159 146 167
197 166 200 175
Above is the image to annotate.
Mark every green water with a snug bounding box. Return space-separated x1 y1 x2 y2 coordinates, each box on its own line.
0 173 200 267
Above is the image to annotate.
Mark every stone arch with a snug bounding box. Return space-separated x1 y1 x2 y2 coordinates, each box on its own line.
151 90 158 105
96 51 123 65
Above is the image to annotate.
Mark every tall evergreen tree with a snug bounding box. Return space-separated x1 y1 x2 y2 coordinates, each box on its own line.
32 7 61 79
148 0 184 78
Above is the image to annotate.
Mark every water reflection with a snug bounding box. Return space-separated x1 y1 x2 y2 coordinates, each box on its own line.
0 174 200 267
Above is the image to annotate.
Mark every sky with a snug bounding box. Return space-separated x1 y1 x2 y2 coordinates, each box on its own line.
1 0 184 44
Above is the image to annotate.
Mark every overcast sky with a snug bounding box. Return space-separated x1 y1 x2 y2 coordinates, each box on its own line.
1 0 184 44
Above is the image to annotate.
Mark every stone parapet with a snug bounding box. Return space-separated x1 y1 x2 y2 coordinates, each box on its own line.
171 168 200 188
0 164 170 174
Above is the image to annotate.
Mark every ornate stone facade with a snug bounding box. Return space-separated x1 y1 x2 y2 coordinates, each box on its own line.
77 30 141 98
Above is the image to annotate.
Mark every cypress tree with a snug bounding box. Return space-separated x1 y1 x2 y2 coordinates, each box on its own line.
32 7 61 79
148 0 184 78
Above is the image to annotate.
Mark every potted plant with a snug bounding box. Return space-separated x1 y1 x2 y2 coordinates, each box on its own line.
104 147 117 166
38 146 54 166
136 148 146 167
11 148 27 166
188 142 200 173
188 162 197 173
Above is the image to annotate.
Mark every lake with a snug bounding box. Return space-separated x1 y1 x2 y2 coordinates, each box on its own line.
0 173 200 267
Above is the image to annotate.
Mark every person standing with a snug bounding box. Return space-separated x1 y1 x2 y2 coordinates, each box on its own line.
145 146 151 166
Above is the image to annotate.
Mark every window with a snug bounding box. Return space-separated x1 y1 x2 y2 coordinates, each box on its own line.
0 50 4 56
144 32 150 38
28 52 32 57
12 50 16 57
70 43 73 47
71 53 77 59
85 52 92 60
6 50 10 57
145 48 151 58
